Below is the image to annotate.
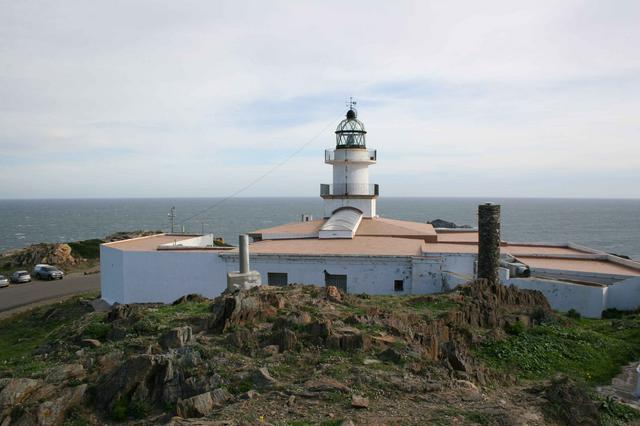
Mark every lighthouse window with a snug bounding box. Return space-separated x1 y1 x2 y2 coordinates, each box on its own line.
268 272 288 286
394 280 404 292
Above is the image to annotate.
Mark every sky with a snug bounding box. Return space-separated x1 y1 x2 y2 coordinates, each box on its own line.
1 0 639 199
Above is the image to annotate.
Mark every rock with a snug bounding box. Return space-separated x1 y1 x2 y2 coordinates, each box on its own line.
287 395 295 406
351 395 369 409
176 389 232 418
252 367 277 388
239 390 258 400
0 378 41 408
340 420 355 426
273 328 298 352
378 348 405 364
36 384 87 426
325 286 342 302
96 355 158 409
81 338 101 348
172 294 210 305
545 375 600 426
304 378 351 393
444 342 469 373
160 326 194 350
308 320 332 340
5 243 76 269
107 325 127 341
107 304 144 323
261 345 280 357
427 219 472 229
226 328 258 354
327 328 370 351
46 363 85 383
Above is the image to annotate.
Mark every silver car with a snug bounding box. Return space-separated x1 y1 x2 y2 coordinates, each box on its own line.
0 275 8 288
10 271 31 284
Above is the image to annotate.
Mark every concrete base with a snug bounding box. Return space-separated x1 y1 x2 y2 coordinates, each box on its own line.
227 271 261 292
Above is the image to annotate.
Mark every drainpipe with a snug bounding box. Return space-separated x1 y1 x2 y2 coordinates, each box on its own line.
477 203 501 283
239 234 250 274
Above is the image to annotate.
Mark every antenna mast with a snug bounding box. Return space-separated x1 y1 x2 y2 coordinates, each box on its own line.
168 207 176 233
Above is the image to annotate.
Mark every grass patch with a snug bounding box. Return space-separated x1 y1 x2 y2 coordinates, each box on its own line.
141 301 211 330
477 314 640 384
68 239 104 259
0 297 94 376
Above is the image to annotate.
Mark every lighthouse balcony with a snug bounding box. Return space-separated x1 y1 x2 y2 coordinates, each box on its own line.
325 149 376 164
320 183 379 198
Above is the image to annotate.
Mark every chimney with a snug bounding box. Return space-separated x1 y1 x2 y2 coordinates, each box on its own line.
239 234 250 274
477 203 501 283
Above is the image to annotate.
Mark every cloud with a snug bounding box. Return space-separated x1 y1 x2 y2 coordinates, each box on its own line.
0 0 639 198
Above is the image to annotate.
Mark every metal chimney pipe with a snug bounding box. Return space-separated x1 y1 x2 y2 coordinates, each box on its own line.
477 203 501 283
239 234 250 274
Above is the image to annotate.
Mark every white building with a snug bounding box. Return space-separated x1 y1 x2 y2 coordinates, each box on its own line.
101 106 640 318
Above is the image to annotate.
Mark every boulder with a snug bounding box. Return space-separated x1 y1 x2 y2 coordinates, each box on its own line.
325 286 342 303
351 395 369 409
327 328 370 351
252 367 277 388
176 389 232 418
272 328 298 352
46 364 85 383
0 378 41 408
81 338 101 348
160 326 194 350
304 378 350 394
36 384 87 426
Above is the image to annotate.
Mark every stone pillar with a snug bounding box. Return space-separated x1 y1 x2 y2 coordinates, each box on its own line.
477 203 501 283
239 234 250 274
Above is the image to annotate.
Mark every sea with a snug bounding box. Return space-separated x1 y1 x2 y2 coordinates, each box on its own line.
0 198 639 260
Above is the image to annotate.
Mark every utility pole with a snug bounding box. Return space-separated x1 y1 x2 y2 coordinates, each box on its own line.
168 207 175 234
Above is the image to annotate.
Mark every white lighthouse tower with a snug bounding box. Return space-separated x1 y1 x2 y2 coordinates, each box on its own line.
321 101 378 218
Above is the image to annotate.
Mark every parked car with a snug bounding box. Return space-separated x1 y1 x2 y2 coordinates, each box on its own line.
10 271 31 284
33 264 64 280
0 275 8 288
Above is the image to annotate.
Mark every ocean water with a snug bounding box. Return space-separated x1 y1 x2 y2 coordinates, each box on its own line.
0 197 638 260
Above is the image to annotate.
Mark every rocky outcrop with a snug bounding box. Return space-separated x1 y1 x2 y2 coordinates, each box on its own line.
427 219 472 229
3 243 76 268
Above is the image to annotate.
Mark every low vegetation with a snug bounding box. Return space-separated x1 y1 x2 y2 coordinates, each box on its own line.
0 283 639 425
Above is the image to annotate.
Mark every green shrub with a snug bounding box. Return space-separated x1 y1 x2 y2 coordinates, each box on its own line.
68 239 104 259
111 398 128 421
566 309 581 319
83 322 110 340
504 320 525 336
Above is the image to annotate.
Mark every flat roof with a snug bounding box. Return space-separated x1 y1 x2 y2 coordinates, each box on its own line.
518 256 640 276
248 236 425 256
250 217 437 242
103 234 197 251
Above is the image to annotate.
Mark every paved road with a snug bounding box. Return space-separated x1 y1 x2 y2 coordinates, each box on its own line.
0 273 100 313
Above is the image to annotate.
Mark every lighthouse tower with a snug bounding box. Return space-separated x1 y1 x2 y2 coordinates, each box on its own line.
321 102 378 218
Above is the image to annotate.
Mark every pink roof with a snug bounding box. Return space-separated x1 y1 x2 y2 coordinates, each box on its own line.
103 234 196 251
249 236 425 256
517 256 640 276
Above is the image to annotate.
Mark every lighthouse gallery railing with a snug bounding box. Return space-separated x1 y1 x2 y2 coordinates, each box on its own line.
320 183 379 196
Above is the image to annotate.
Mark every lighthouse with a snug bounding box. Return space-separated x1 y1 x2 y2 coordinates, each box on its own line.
321 101 378 218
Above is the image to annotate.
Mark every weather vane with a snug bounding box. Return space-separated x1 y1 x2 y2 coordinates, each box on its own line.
346 96 357 110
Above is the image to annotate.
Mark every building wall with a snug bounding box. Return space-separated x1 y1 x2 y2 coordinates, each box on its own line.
606 277 640 311
227 254 412 295
507 277 606 318
410 257 444 293
100 245 124 305
323 198 376 218
122 250 228 304
529 267 629 285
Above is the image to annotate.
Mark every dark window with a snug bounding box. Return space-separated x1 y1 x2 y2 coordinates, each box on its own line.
394 280 404 292
325 273 347 292
267 272 288 286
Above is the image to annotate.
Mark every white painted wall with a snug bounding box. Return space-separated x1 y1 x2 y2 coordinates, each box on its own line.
226 254 412 295
606 276 640 311
507 277 607 318
411 257 445 293
323 198 376 218
100 245 124 305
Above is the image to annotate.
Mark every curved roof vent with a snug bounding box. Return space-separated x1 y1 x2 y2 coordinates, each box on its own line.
319 207 363 239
